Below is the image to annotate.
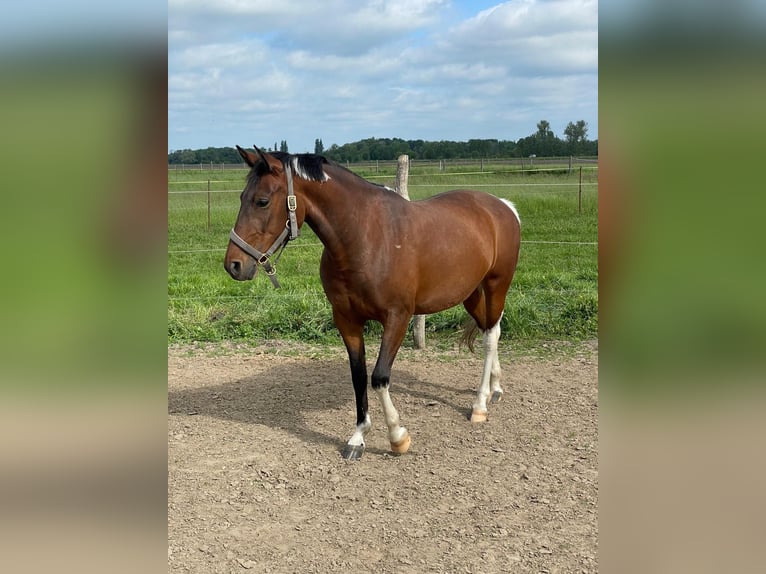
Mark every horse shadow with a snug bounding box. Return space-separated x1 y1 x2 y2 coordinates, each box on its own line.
168 357 475 455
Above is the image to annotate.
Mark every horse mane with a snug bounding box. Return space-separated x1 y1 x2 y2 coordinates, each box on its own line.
250 151 394 193
270 152 331 182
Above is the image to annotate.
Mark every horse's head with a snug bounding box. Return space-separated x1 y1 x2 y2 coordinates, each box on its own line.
224 145 301 283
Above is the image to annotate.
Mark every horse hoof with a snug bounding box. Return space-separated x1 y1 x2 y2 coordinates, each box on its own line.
470 409 488 423
341 444 365 461
390 433 411 455
490 391 503 404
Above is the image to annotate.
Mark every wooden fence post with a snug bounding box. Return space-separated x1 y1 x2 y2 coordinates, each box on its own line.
578 166 582 214
394 154 426 349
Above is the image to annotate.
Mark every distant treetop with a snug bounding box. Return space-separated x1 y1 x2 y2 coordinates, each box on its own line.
168 123 597 164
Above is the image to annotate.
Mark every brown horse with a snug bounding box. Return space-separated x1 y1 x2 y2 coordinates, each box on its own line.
224 146 521 460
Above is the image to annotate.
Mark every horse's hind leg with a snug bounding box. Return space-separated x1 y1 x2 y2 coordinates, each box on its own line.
471 317 502 423
463 286 506 423
489 313 504 404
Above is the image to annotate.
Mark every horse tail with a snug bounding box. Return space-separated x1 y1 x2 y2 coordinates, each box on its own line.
459 317 480 353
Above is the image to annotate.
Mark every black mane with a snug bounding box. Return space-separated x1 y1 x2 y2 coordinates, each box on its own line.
247 151 393 192
246 152 329 186
271 152 330 182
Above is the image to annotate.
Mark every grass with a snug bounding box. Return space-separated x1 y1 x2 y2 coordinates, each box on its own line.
168 161 597 348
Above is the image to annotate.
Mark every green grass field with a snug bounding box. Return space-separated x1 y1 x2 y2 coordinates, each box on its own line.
168 161 598 349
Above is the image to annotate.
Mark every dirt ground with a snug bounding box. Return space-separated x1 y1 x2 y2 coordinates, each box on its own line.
168 340 598 573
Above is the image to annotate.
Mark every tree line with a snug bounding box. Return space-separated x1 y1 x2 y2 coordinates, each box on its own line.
168 120 597 164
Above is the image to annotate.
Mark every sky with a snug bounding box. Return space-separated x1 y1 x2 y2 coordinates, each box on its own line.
168 0 598 153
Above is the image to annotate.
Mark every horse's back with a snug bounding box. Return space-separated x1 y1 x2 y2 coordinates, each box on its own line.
415 189 520 243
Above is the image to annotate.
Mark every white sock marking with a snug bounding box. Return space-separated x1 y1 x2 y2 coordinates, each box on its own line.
346 414 371 447
473 320 502 414
375 386 407 444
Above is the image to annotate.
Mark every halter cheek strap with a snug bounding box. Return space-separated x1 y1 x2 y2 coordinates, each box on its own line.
229 163 300 288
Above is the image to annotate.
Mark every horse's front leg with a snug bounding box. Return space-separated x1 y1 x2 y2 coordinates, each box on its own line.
372 313 412 455
335 312 371 460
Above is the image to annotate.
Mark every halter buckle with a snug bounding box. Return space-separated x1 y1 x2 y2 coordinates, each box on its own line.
287 195 297 212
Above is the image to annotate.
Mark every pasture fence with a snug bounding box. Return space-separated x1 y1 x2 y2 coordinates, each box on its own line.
168 157 598 342
168 160 598 232
168 156 597 173
392 155 427 349
168 156 597 241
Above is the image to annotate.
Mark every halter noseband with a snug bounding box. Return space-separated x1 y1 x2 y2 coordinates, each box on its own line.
229 163 300 288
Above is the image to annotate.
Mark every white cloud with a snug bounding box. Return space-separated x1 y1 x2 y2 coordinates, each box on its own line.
169 0 449 54
442 0 597 75
168 0 598 152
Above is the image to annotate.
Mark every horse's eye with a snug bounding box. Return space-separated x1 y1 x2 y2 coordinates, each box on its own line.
254 197 270 208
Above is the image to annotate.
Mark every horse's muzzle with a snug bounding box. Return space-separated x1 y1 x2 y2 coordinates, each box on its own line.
224 255 257 281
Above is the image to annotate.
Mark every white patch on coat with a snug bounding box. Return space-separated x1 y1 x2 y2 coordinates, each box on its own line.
291 157 330 182
500 199 521 225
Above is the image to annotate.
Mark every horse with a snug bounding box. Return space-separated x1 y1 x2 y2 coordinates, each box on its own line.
224 145 521 460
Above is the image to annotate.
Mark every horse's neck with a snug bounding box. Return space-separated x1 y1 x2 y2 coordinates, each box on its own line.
299 176 383 256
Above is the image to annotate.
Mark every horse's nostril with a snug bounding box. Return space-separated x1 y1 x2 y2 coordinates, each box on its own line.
230 260 241 276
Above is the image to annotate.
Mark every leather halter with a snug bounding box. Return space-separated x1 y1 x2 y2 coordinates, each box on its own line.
229 163 300 288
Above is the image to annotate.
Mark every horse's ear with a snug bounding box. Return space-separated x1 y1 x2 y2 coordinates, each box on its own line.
253 145 283 174
236 145 258 167
253 145 269 166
